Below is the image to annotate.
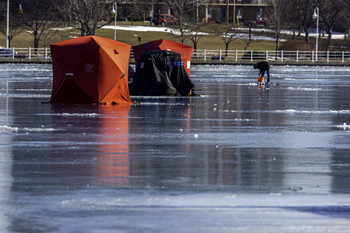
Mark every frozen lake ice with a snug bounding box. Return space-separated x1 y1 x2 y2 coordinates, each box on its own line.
0 63 350 232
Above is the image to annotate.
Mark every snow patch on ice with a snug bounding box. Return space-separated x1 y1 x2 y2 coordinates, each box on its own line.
23 127 56 132
337 123 350 130
287 87 322 91
0 125 57 132
188 118 255 122
284 109 297 113
277 109 350 114
223 109 350 115
0 93 51 98
62 113 99 117
0 125 19 132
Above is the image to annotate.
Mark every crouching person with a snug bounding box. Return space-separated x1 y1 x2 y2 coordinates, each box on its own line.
254 61 270 84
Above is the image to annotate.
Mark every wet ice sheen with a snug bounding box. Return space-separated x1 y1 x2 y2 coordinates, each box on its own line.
1 64 350 232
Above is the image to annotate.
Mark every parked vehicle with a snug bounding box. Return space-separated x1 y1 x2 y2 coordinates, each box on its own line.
0 48 26 58
244 17 269 27
152 14 178 26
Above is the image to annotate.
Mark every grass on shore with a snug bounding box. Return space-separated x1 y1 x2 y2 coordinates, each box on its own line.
0 22 276 50
1 21 349 51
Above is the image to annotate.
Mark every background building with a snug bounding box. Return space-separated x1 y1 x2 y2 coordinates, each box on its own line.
107 0 269 24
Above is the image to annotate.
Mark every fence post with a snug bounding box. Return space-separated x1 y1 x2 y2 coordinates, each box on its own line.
235 50 237 62
203 49 206 61
266 50 268 61
281 50 284 62
45 48 48 59
12 48 15 59
327 50 329 63
250 50 253 61
296 50 299 62
312 51 314 62
342 51 344 63
219 49 221 61
28 48 31 59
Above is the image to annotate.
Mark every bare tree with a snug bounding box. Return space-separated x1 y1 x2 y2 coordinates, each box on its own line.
266 0 289 50
337 2 350 40
283 0 301 40
291 0 318 43
13 0 58 49
0 2 23 47
319 0 344 44
214 24 238 56
243 26 254 51
243 38 253 51
187 22 207 53
165 0 202 44
53 0 113 37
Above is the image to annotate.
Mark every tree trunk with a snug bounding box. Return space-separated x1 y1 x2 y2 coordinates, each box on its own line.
328 28 333 40
275 38 279 51
344 29 347 41
249 26 251 41
34 32 39 54
80 23 86 37
304 29 310 43
193 42 197 53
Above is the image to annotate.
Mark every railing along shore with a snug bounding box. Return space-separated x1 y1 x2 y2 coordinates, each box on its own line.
1 47 350 65
191 49 350 64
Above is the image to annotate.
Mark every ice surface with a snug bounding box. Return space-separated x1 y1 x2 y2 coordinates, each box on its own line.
0 64 350 232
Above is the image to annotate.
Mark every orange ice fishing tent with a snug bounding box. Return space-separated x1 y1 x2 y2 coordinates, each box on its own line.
132 39 194 77
50 36 131 104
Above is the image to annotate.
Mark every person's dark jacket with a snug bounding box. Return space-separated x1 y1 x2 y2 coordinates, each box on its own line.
254 61 269 73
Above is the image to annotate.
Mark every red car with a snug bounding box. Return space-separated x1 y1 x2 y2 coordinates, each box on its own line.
244 17 269 27
152 14 178 26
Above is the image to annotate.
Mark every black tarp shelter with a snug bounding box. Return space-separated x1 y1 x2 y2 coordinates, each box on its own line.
130 50 194 96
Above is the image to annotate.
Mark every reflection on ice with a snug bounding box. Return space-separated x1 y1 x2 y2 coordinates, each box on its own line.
97 104 131 187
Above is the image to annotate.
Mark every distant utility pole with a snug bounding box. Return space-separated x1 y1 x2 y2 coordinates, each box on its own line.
233 0 236 25
226 0 229 25
6 0 9 48
196 1 199 22
150 0 154 26
112 3 117 40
